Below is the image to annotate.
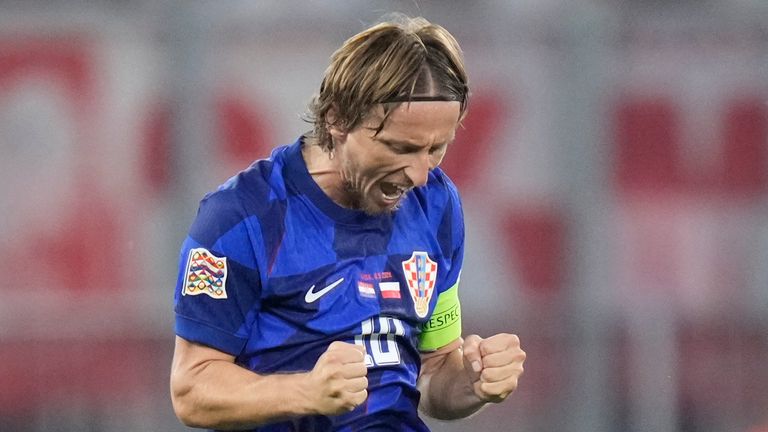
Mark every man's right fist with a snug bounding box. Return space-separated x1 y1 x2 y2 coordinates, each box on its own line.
306 341 369 415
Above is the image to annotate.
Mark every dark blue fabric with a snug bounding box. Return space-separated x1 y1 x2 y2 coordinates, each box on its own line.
174 137 465 431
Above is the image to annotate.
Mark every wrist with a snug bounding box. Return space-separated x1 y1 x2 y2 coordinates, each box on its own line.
254 371 318 418
287 371 320 416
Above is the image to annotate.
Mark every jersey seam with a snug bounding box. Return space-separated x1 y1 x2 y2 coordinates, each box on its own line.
176 312 249 341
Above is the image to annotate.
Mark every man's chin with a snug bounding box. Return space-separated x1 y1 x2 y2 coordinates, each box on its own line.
360 199 402 216
344 186 403 216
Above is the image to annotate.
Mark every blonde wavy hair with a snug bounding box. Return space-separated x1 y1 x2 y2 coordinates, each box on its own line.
306 16 469 150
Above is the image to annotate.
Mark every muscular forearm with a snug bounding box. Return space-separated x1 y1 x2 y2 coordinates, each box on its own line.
171 339 316 429
417 346 487 420
418 333 526 420
174 362 316 429
171 337 368 430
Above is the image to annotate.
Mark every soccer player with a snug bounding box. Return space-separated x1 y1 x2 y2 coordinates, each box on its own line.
170 16 526 431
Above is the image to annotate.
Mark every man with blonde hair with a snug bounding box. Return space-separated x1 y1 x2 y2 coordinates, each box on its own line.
171 16 525 431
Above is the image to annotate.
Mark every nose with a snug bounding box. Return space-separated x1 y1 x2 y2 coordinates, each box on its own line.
404 152 431 188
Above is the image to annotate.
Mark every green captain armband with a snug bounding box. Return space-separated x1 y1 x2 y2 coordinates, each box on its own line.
418 282 461 351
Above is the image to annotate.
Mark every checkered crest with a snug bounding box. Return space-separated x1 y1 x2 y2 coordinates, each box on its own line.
401 251 437 318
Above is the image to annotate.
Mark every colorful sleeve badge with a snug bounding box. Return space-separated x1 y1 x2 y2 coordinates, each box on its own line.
183 248 228 299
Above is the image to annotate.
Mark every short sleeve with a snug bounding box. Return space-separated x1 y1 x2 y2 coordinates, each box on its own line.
419 177 464 351
174 190 262 356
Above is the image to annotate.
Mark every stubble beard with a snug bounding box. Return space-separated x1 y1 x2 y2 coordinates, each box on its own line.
342 180 400 216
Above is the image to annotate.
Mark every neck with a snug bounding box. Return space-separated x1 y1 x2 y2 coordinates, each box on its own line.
302 140 349 207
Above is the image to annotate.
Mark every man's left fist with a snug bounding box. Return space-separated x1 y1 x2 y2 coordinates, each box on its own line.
461 333 526 403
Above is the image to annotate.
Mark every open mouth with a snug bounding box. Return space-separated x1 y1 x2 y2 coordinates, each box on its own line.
379 181 408 202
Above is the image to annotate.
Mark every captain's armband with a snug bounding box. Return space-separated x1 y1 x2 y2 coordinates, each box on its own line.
418 283 461 352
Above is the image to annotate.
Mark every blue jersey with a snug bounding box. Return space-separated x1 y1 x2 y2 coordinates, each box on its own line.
174 138 465 431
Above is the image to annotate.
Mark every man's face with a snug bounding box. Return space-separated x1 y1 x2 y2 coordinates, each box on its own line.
330 101 460 215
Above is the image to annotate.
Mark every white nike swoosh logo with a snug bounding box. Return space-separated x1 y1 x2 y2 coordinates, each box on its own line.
304 277 345 303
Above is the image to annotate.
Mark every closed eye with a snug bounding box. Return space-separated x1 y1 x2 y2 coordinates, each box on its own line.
377 137 448 156
376 138 422 154
429 145 446 155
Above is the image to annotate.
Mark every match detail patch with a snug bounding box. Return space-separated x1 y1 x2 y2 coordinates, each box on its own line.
379 281 401 299
402 251 437 318
358 281 376 298
183 248 228 299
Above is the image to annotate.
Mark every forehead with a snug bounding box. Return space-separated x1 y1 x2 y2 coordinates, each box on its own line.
365 101 461 142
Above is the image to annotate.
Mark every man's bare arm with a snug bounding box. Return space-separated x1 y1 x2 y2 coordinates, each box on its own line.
417 334 525 420
170 336 368 430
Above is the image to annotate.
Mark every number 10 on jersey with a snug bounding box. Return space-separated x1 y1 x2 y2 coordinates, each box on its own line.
354 317 405 367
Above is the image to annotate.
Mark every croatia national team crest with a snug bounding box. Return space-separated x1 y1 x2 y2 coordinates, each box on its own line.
183 248 228 299
401 251 437 318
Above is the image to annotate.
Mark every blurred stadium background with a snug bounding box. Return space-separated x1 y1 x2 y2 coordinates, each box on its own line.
0 1 767 431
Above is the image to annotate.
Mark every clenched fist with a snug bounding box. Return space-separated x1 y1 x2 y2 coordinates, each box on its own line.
462 333 525 403
306 341 369 415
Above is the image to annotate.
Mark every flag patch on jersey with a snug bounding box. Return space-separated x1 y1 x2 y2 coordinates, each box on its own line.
183 248 228 299
379 281 401 299
402 251 437 318
358 281 376 297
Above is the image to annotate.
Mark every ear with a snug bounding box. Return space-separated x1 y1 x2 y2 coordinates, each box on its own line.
326 107 348 142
